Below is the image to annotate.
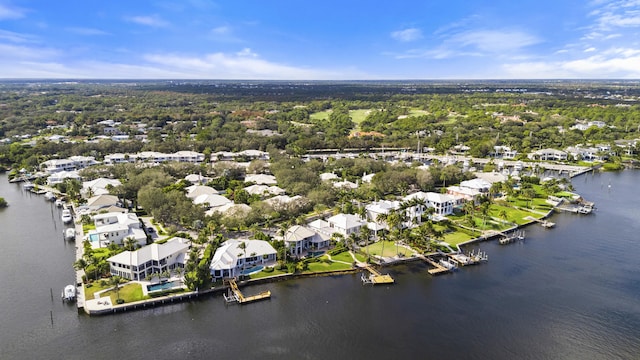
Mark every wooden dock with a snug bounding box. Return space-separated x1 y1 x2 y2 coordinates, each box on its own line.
498 230 526 245
361 265 394 284
224 279 271 304
418 255 451 275
524 216 555 228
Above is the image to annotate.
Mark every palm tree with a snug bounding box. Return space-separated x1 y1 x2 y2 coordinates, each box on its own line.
237 241 247 279
124 236 137 251
498 209 509 224
110 275 122 303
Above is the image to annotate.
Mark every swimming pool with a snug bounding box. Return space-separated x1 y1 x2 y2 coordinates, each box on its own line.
240 265 264 276
89 233 99 243
147 280 181 292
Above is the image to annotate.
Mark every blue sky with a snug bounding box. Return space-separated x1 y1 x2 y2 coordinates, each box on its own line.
0 0 639 79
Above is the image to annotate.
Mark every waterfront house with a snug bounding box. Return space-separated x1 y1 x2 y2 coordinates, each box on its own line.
459 178 492 193
46 170 81 185
86 212 146 248
365 200 401 230
107 237 190 280
527 148 568 161
327 213 365 236
82 194 122 213
404 191 456 217
209 239 277 280
284 224 331 257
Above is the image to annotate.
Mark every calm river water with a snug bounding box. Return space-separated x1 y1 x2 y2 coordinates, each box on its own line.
1 171 639 360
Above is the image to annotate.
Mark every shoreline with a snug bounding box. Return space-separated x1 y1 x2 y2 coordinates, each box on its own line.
75 167 595 316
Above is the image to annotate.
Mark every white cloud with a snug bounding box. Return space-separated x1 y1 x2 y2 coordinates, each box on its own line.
0 30 37 43
0 43 58 60
390 29 540 60
584 47 597 52
125 15 169 28
142 48 347 79
66 27 110 36
589 0 640 30
449 30 541 53
0 4 26 20
503 46 640 78
391 28 423 42
212 26 230 35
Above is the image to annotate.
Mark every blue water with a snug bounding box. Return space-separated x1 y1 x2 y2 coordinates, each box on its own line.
88 233 99 242
147 280 180 292
1 170 640 360
241 265 264 275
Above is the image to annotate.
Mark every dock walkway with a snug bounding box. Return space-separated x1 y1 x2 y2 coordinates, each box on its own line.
417 255 451 275
224 279 271 304
361 265 394 284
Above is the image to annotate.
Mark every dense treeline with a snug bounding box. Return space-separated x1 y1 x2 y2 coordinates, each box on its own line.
2 81 640 172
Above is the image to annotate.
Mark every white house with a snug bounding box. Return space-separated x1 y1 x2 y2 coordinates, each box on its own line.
108 237 190 280
193 193 232 210
81 177 121 197
244 174 277 185
47 170 81 185
209 239 277 280
459 178 492 193
185 185 220 199
527 148 568 161
86 212 146 249
404 191 456 217
365 200 400 230
327 213 365 236
284 225 331 257
40 156 98 174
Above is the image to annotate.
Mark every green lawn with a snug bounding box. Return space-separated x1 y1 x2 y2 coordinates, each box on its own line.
353 252 367 263
489 204 542 225
330 251 355 263
84 281 110 300
309 110 331 121
309 109 371 129
305 260 353 272
362 240 414 258
442 230 476 246
82 223 96 233
248 267 290 279
407 109 429 117
103 283 145 303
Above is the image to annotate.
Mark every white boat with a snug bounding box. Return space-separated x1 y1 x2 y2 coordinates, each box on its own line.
44 191 56 201
23 181 34 190
439 258 458 270
55 199 64 207
64 228 75 240
61 209 73 224
62 285 76 302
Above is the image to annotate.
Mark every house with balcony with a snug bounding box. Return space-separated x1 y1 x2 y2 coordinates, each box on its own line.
107 237 190 280
209 239 277 280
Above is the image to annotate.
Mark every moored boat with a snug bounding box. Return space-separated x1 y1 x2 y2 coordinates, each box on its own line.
61 209 73 224
62 285 76 302
55 199 64 207
64 227 75 240
44 191 56 201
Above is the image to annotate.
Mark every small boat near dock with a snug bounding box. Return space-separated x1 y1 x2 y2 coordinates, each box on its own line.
499 230 525 245
61 209 73 224
62 285 76 302
44 191 56 201
64 228 75 241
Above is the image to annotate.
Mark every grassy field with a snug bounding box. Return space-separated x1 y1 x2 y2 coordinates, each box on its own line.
363 240 414 258
489 204 542 225
309 109 371 130
249 267 290 279
103 283 145 303
305 259 353 272
84 281 110 300
442 230 477 246
330 251 355 263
